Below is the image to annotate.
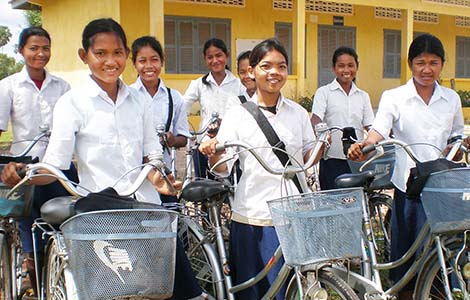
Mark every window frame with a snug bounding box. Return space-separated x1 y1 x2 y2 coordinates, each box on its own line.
383 29 401 79
164 15 231 74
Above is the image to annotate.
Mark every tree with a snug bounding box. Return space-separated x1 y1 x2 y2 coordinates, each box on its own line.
0 54 23 80
0 26 12 49
25 10 42 26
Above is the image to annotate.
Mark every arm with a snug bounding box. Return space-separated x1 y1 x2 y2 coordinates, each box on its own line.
182 79 200 115
310 88 327 128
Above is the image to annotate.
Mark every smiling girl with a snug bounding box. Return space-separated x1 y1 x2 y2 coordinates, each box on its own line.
311 46 374 190
183 38 245 179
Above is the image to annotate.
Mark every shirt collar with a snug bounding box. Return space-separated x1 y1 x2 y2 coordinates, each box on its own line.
18 66 56 87
404 78 449 104
134 77 168 97
206 70 237 86
84 75 129 104
329 78 360 95
252 93 292 112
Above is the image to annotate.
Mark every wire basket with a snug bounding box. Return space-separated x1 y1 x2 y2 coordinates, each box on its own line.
60 209 178 300
0 164 34 217
348 144 396 189
268 188 363 266
421 168 470 234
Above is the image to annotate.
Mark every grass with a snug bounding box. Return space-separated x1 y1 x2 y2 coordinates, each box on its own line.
0 128 12 151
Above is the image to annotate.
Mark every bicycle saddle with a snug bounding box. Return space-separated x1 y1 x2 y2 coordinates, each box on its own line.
40 196 77 225
335 170 375 189
181 179 231 203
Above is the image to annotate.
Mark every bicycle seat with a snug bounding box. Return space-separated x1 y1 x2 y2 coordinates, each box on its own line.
40 196 77 225
181 179 231 203
335 170 375 189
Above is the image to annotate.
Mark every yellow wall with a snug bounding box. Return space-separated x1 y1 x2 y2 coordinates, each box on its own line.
35 0 470 106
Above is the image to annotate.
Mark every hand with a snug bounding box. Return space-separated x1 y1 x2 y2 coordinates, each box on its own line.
165 132 177 148
207 118 221 138
199 138 220 157
151 171 181 196
1 162 25 187
347 142 368 162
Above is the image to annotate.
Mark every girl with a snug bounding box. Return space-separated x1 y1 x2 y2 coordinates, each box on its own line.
237 50 256 98
183 38 245 179
311 46 374 190
348 34 464 300
199 38 321 299
3 18 203 300
130 36 190 202
0 26 77 296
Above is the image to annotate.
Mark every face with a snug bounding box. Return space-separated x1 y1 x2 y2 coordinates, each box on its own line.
238 58 256 91
333 53 357 86
133 45 162 85
79 32 128 91
20 35 51 71
248 49 288 95
204 45 228 74
409 52 443 88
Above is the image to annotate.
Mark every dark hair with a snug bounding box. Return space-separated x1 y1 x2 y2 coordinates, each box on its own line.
408 34 445 64
131 36 164 64
237 50 251 70
18 26 51 49
81 18 128 52
332 46 359 68
201 38 230 86
203 38 228 57
249 38 289 67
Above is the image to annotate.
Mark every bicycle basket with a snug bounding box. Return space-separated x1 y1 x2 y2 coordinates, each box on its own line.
0 165 34 217
421 168 470 234
348 144 396 189
267 188 363 266
60 209 178 300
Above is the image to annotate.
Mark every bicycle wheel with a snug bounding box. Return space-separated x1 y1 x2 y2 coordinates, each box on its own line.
285 268 360 300
368 193 392 263
415 240 469 300
0 233 13 300
43 237 69 300
178 217 221 299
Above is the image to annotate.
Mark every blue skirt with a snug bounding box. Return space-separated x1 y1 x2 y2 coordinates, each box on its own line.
229 221 287 300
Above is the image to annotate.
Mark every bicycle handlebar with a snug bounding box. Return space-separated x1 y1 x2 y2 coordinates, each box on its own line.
190 112 220 136
7 153 174 199
213 123 330 176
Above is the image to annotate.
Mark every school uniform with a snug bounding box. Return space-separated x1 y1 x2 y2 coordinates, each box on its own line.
43 75 202 299
0 66 70 159
214 94 315 299
372 78 463 284
312 79 374 190
183 70 245 179
0 67 76 253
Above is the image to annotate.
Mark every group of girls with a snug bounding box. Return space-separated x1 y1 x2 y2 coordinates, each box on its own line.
0 15 463 300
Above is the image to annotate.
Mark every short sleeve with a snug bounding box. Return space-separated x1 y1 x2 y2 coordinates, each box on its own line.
362 93 375 126
312 86 328 121
0 77 12 131
371 91 396 140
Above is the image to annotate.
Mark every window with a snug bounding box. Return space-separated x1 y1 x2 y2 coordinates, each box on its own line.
317 25 356 86
164 16 231 74
383 30 401 78
275 22 293 74
456 36 470 78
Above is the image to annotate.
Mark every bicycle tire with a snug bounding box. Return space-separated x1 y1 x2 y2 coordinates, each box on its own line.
285 268 360 300
43 237 69 300
178 216 222 299
368 193 392 263
415 240 469 300
0 233 13 300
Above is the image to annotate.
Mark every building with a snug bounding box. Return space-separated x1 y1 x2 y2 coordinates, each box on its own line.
10 0 470 106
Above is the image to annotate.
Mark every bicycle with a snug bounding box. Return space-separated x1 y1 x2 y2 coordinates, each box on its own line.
0 128 50 300
178 123 362 300
333 137 470 300
7 154 178 300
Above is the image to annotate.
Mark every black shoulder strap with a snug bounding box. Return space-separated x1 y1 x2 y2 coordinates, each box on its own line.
238 95 247 104
166 87 174 132
241 101 303 193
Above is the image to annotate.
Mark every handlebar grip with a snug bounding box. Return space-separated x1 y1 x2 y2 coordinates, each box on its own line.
17 157 39 179
215 144 226 154
362 144 376 154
